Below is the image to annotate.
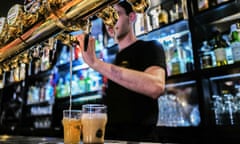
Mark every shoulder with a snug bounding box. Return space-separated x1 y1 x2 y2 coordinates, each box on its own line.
135 40 164 53
136 40 163 48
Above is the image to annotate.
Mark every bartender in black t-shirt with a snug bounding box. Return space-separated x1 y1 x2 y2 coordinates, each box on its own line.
77 0 166 141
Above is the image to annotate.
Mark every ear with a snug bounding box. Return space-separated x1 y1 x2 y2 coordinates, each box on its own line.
128 12 137 23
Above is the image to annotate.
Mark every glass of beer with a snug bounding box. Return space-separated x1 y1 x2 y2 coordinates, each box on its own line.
81 104 107 144
62 109 82 144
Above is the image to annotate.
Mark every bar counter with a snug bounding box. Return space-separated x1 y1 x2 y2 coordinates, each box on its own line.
0 135 176 144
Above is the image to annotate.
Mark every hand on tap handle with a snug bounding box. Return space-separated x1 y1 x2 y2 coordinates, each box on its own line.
84 33 90 51
76 34 97 68
83 20 92 51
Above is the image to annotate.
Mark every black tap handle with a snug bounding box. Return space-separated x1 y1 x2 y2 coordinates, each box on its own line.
84 33 89 51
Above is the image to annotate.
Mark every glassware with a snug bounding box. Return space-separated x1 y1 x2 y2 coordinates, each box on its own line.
81 104 107 144
62 109 82 144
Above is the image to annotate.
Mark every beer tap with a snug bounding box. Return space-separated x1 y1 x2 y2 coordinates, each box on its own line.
96 6 119 28
83 6 119 51
7 4 25 39
23 12 39 29
1 0 122 63
83 20 92 51
0 17 10 46
2 62 10 73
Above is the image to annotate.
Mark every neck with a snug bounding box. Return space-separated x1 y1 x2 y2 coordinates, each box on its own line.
118 31 137 51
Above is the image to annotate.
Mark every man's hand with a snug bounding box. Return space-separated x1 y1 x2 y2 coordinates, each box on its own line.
76 34 97 68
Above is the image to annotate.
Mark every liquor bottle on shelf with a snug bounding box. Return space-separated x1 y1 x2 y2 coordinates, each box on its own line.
45 76 55 104
208 0 217 7
183 36 194 72
158 5 169 27
56 77 65 98
199 41 215 68
149 5 160 30
197 0 209 11
230 23 240 63
169 2 180 23
134 13 152 36
170 38 186 75
210 28 228 66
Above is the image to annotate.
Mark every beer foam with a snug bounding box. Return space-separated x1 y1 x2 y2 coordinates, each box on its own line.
81 113 107 119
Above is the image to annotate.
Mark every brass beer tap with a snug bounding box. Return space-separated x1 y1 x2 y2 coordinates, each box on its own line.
0 17 10 46
7 4 25 39
127 0 150 13
0 0 152 64
96 6 119 27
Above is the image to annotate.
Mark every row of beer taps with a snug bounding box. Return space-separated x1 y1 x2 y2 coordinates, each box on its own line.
0 0 150 79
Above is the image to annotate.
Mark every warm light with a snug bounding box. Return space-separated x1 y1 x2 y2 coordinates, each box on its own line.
0 135 10 141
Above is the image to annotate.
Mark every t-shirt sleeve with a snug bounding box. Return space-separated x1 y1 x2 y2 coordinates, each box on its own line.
139 40 166 71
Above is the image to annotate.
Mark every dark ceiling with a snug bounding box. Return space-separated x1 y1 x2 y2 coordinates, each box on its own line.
0 0 24 17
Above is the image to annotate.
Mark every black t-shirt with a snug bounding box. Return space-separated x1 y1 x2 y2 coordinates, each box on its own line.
104 40 166 140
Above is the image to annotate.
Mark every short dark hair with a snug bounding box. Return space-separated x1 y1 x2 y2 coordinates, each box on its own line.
118 0 134 15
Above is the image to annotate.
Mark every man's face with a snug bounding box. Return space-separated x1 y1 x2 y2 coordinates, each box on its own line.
105 4 131 41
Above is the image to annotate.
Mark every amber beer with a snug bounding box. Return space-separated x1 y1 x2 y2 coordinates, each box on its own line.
62 110 81 144
81 104 107 144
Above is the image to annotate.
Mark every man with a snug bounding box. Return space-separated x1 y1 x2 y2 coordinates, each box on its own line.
77 0 166 141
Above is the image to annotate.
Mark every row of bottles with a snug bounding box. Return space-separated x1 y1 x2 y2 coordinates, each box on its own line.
197 0 231 12
30 105 53 116
27 67 103 103
160 32 194 76
34 117 52 129
199 22 240 69
135 0 188 36
27 75 55 105
168 38 194 75
56 68 102 98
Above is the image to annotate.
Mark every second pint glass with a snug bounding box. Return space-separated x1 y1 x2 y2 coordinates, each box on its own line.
81 104 107 144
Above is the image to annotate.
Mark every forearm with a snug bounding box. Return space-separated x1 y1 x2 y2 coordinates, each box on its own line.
92 60 165 99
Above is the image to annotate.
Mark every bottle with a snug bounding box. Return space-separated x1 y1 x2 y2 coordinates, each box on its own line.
200 41 214 68
134 13 152 35
58 45 69 65
134 13 144 36
211 29 228 66
170 38 185 75
182 0 188 19
158 5 168 27
169 3 180 23
197 0 209 11
45 76 54 104
56 77 64 98
149 5 160 29
208 0 217 7
184 45 194 72
230 23 240 63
